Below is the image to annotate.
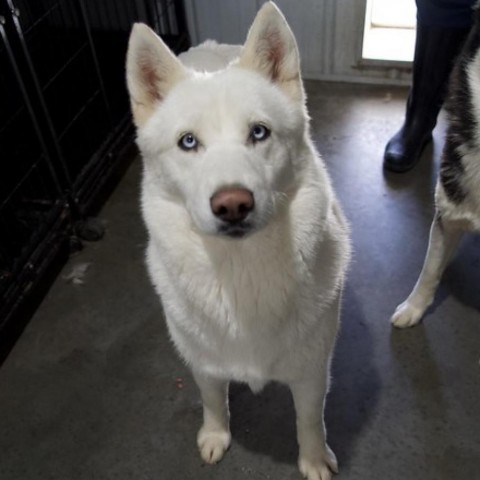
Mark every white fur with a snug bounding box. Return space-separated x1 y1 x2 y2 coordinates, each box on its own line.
178 40 242 71
126 3 351 479
391 48 480 329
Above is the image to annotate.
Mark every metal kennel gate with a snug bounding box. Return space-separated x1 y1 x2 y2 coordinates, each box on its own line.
0 0 189 362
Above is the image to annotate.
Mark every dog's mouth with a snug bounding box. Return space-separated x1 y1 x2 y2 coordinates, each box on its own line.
217 221 254 239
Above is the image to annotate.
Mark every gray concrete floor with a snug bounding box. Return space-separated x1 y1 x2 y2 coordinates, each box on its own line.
1 81 479 480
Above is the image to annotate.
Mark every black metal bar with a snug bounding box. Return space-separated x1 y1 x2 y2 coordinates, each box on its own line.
57 89 100 140
42 40 89 92
167 1 178 35
16 0 60 36
173 0 190 49
77 0 113 125
110 0 123 29
6 0 73 190
134 0 149 23
0 16 64 196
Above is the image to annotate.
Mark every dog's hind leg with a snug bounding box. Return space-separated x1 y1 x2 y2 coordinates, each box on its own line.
192 370 231 464
391 212 463 328
289 376 338 480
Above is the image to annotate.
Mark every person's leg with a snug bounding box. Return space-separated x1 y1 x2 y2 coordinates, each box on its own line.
383 0 474 173
416 0 475 28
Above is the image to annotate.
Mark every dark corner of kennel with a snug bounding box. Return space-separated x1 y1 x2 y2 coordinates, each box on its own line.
0 0 190 364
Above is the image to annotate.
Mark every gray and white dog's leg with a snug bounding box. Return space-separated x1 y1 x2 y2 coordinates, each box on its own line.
289 375 338 480
192 370 231 464
391 212 463 328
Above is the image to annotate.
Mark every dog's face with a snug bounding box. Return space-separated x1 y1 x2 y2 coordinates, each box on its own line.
126 2 307 238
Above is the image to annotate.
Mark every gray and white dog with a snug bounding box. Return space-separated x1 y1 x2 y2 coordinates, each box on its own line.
392 2 480 328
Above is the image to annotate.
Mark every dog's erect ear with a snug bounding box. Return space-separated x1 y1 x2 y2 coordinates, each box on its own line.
126 23 187 128
238 2 303 102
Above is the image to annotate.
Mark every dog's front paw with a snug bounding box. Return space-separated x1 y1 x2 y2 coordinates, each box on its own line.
197 427 231 464
298 445 338 480
391 300 425 328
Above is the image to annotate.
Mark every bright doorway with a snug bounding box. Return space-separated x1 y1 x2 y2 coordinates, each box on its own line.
362 0 417 62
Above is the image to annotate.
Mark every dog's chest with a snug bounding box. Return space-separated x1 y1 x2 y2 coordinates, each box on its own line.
150 234 322 377
179 239 305 329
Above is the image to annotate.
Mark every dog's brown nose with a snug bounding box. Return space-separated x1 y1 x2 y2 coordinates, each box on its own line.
210 188 254 223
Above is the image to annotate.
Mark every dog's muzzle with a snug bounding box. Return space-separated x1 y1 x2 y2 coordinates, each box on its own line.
210 187 255 238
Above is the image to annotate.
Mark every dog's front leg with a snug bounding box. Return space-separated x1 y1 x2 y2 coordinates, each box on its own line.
391 213 463 328
192 370 231 464
289 377 338 480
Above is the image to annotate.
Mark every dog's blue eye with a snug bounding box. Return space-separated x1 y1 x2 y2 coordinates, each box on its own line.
250 124 270 143
179 133 198 151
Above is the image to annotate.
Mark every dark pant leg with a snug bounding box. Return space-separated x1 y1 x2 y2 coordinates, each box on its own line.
416 0 475 28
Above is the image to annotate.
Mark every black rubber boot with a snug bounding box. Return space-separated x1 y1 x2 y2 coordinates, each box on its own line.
383 24 470 173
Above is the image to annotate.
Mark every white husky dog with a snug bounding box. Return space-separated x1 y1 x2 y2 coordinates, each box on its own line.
126 3 351 479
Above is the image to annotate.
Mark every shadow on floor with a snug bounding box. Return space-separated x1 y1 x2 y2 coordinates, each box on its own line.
227 282 381 469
